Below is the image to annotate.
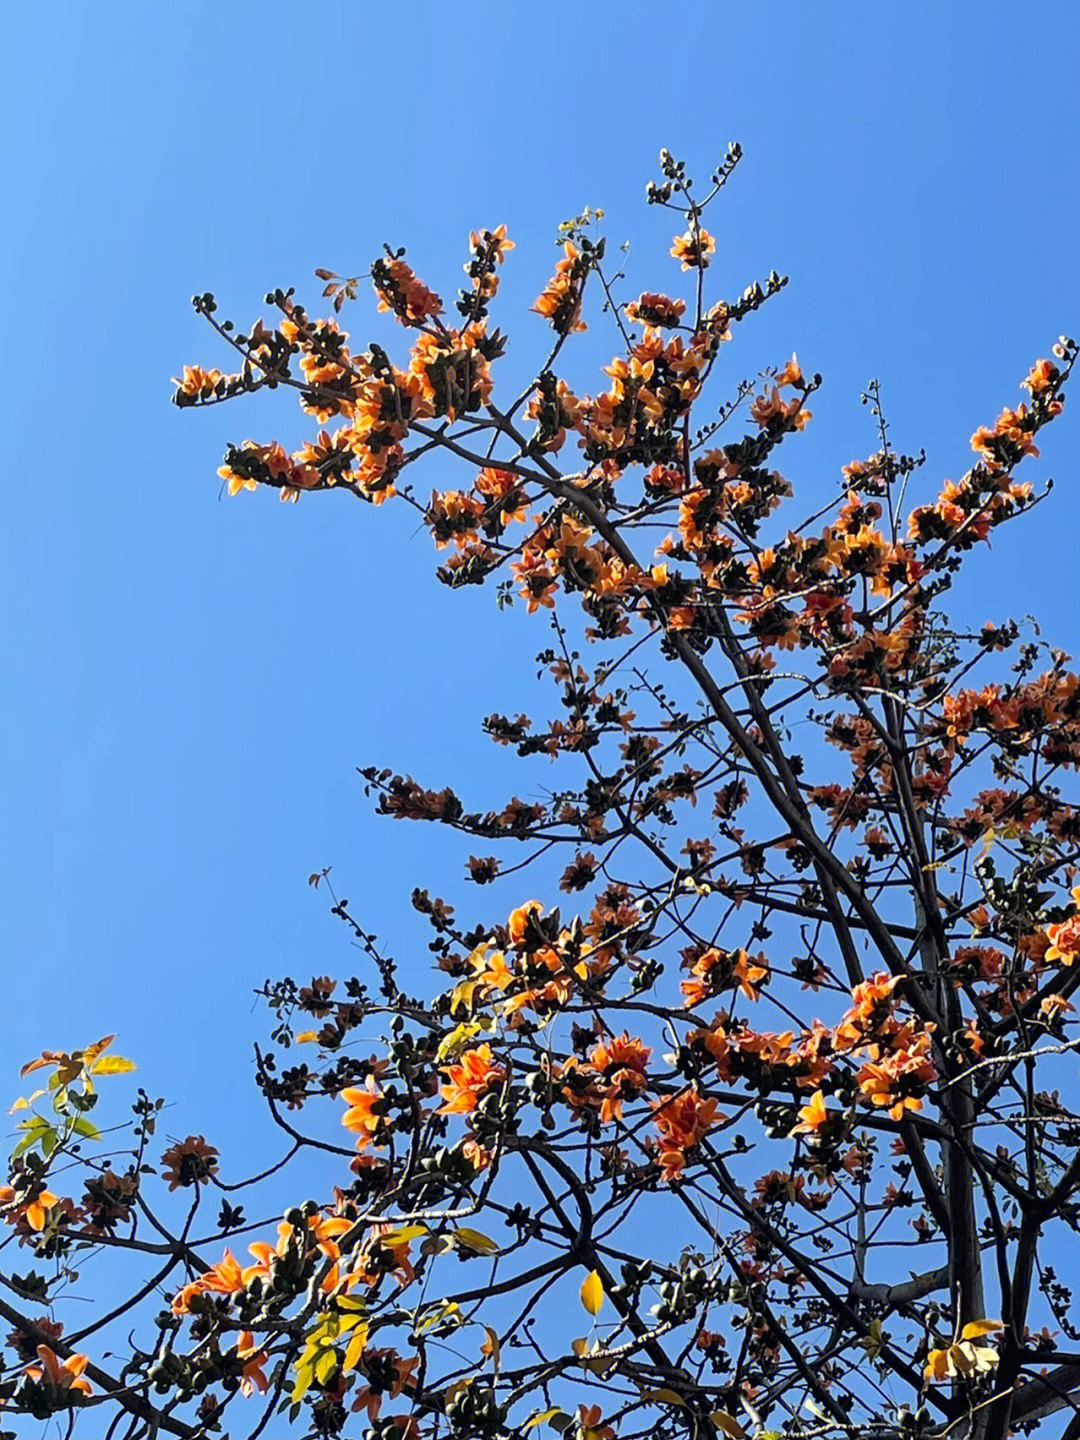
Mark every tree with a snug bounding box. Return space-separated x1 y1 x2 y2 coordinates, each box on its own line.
2 147 1079 1440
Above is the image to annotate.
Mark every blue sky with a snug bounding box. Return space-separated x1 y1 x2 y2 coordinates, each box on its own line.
2 0 1078 1171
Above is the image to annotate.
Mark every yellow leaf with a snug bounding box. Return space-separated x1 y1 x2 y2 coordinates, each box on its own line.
342 1321 370 1374
524 1408 572 1432
924 1347 949 1383
8 1090 45 1114
295 1031 319 1044
291 1358 315 1404
335 1295 368 1313
81 1035 117 1065
453 1227 500 1255
571 1336 612 1375
414 1300 463 1334
480 1325 501 1370
580 1269 604 1317
641 1389 686 1408
450 979 481 1016
436 1018 493 1061
859 1317 886 1360
90 1055 137 1075
711 1412 747 1440
315 1347 338 1385
960 1319 1004 1340
924 1337 1000 1383
952 1341 999 1375
377 1224 429 1246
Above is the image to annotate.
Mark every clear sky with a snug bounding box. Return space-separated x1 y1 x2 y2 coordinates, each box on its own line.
2 0 1078 1168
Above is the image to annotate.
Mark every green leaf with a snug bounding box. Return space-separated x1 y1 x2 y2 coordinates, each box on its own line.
12 1118 54 1160
13 1115 48 1140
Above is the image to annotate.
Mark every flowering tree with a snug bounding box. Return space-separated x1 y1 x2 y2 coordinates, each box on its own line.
3 149 1080 1440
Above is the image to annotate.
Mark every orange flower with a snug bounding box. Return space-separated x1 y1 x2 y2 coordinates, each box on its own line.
1021 358 1060 395
373 256 442 326
172 364 225 400
834 972 900 1051
961 1019 986 1057
578 1404 616 1440
507 900 544 947
474 467 529 527
589 1032 652 1077
670 228 716 270
666 604 697 632
1046 915 1080 966
856 1033 935 1120
1041 993 1075 1022
511 545 559 612
461 1136 493 1171
792 1090 831 1135
749 386 811 432
650 1088 720 1182
161 1135 219 1191
246 1213 356 1295
625 293 686 328
776 353 804 388
681 946 769 1006
470 942 515 993
439 1044 507 1115
561 1033 654 1123
216 450 261 495
24 1345 92 1396
532 241 588 334
0 1185 59 1232
351 1348 418 1419
340 1078 387 1151
470 224 515 263
236 1332 269 1397
355 1223 417 1289
170 1247 265 1314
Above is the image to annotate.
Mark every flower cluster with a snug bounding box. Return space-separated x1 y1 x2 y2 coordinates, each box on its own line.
532 241 590 334
16 157 1077 1440
650 1088 721 1182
